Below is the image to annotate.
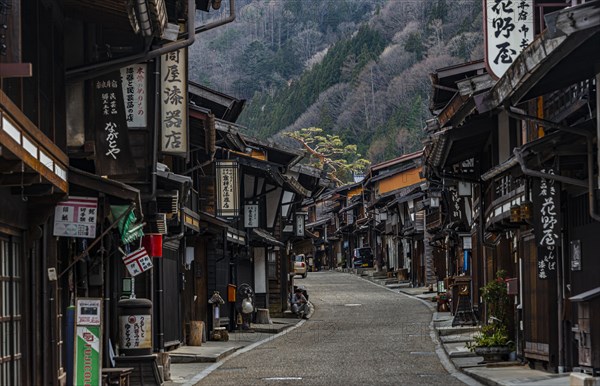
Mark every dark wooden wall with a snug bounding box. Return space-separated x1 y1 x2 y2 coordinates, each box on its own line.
521 231 558 370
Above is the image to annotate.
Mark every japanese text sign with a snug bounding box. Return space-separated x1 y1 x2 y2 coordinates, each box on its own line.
74 298 102 386
485 0 534 78
244 204 259 228
532 163 560 280
92 71 137 176
216 160 240 218
119 314 152 350
76 298 102 326
122 247 153 277
161 49 188 156
295 214 305 237
120 64 147 127
53 197 98 239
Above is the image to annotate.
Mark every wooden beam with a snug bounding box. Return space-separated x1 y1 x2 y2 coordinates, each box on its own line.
0 89 69 165
0 63 32 78
0 130 69 193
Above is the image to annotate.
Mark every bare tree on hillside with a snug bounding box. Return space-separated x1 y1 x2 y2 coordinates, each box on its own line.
285 83 351 133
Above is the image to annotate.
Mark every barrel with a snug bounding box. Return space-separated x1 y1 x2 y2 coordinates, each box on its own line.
117 298 153 356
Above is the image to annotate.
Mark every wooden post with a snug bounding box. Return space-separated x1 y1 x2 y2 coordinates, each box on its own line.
189 321 204 346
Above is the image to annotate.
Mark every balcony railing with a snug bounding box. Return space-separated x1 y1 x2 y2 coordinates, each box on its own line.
544 79 594 123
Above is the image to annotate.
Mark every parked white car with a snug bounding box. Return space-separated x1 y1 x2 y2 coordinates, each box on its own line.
293 254 308 278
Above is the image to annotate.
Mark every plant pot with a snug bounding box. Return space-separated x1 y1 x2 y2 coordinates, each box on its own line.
474 346 511 362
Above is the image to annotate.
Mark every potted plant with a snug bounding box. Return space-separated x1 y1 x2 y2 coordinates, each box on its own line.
467 270 514 362
468 323 513 361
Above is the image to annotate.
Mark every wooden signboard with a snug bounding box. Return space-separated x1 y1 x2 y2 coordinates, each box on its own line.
484 0 534 79
160 49 188 156
92 71 137 176
532 162 560 279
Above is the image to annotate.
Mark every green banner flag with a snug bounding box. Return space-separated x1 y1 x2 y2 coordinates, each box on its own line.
111 205 144 244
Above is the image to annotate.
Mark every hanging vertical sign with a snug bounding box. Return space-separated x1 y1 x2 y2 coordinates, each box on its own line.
74 298 102 386
53 197 98 239
484 0 534 79
244 204 259 228
570 240 581 271
532 161 560 279
160 48 188 156
295 213 305 237
93 71 137 176
446 186 466 225
216 160 239 218
120 64 147 127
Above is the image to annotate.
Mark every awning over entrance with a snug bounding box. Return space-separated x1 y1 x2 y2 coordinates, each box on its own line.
427 115 493 169
306 216 332 229
69 167 140 204
570 287 600 302
199 211 230 229
0 90 68 195
252 228 284 247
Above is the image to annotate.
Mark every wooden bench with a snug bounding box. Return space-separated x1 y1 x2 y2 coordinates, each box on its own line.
114 355 162 386
102 367 133 386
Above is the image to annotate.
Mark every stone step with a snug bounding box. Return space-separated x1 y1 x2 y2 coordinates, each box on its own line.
445 341 478 359
440 334 477 343
451 356 486 369
437 325 480 336
449 350 478 358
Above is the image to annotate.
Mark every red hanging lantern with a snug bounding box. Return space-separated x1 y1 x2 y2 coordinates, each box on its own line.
142 234 163 257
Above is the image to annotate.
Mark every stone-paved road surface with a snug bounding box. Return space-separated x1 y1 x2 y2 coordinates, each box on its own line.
195 271 468 385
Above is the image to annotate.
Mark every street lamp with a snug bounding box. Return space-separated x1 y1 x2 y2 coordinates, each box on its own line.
408 200 415 221
429 190 442 208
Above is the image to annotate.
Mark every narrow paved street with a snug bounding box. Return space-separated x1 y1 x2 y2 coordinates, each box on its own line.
197 271 467 385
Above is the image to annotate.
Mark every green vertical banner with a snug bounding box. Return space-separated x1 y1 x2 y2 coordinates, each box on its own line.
74 298 103 386
74 326 102 385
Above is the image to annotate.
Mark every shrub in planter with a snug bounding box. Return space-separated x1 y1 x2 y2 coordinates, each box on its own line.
466 270 515 362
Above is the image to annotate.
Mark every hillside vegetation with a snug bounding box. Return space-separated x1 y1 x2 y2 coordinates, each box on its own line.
190 0 483 164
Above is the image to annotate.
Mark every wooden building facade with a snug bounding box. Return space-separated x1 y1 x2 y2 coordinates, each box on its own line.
423 0 600 374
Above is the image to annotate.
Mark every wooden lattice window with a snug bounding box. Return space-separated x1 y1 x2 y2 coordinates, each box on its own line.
0 235 22 385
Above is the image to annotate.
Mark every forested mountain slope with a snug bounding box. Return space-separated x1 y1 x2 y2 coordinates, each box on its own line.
190 0 483 163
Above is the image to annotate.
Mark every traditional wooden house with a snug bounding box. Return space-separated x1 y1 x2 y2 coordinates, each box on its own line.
477 0 600 373
424 0 600 373
423 60 491 321
288 164 328 263
332 182 364 268
0 3 70 384
0 0 237 383
363 152 425 273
